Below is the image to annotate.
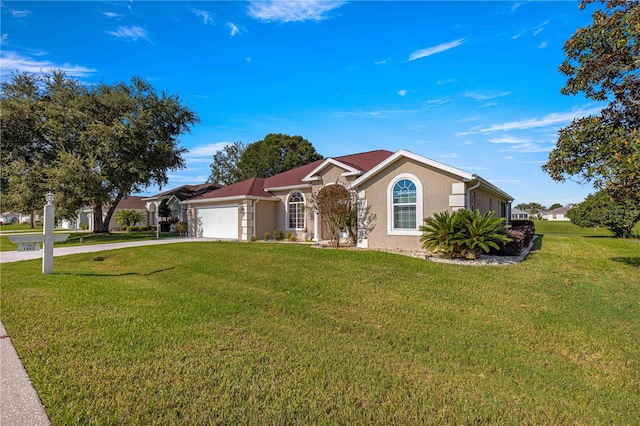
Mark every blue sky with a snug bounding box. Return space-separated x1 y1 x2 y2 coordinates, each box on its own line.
1 1 603 206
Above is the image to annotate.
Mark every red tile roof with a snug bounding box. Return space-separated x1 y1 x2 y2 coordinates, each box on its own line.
147 182 222 200
190 150 394 201
190 177 268 200
115 196 147 210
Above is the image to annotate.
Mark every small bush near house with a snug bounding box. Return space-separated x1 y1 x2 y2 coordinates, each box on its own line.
139 226 150 232
491 220 535 256
81 223 89 230
176 222 187 236
127 226 139 232
264 232 270 240
286 231 297 242
274 230 285 241
250 235 257 242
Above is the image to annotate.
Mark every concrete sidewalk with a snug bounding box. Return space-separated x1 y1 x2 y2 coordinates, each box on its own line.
0 237 212 263
0 236 216 424
1 321 50 426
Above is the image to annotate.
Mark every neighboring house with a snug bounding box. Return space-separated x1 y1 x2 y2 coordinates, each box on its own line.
511 207 531 220
1 212 36 225
77 196 151 231
142 183 222 225
542 206 571 221
183 149 514 251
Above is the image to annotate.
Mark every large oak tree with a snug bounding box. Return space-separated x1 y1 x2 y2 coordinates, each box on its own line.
0 70 198 232
543 0 639 205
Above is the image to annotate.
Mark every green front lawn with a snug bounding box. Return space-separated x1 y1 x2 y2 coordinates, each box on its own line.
1 226 638 423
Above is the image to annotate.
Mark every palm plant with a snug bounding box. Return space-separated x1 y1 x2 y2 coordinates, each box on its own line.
453 209 511 259
115 209 146 229
419 210 461 254
420 209 511 259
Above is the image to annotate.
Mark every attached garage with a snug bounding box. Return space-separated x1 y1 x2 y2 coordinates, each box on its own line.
196 205 238 239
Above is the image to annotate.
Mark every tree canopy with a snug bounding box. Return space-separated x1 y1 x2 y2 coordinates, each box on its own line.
0 70 198 232
209 134 323 185
567 191 640 238
543 0 639 205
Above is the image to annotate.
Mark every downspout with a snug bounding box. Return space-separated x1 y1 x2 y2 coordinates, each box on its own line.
253 199 260 240
466 178 482 211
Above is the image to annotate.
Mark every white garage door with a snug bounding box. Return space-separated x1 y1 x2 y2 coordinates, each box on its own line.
196 205 238 239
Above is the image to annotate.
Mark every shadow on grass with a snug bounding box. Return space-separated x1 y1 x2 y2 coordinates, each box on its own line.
611 257 640 267
57 267 176 277
530 234 544 252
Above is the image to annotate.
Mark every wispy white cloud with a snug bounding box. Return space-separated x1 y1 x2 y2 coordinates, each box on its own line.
10 8 31 18
538 41 548 49
191 8 214 25
0 51 96 77
464 90 511 101
488 136 532 144
408 38 466 62
478 107 602 134
247 0 345 23
374 58 390 65
397 90 407 97
227 22 240 36
436 78 455 86
100 11 124 19
335 108 420 119
107 26 152 43
488 135 554 153
1 34 7 45
185 142 231 163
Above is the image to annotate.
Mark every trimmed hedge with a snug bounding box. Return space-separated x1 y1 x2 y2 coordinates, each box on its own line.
491 220 536 256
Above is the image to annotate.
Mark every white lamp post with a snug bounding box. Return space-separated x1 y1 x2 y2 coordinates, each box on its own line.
42 193 55 274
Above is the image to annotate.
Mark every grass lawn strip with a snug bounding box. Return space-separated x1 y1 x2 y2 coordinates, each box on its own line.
1 222 638 423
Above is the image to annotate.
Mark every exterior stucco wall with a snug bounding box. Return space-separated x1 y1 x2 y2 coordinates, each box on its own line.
270 189 315 238
471 188 509 219
254 200 278 239
356 158 464 250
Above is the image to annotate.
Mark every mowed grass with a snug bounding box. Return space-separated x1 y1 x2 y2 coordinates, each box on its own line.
1 223 639 424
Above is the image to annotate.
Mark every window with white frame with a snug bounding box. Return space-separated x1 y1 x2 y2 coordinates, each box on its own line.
387 174 423 235
288 191 305 229
393 179 417 229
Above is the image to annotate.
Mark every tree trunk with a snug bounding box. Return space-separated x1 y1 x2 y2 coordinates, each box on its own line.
30 212 35 229
93 204 107 233
103 193 124 233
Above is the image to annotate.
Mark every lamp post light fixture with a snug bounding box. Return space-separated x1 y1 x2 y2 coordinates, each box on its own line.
45 192 54 205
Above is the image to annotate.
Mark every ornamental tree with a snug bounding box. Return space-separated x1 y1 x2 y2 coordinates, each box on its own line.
567 191 640 238
543 0 640 205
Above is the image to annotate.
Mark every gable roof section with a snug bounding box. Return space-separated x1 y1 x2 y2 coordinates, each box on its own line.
115 196 147 210
350 149 474 187
144 182 222 201
546 206 570 215
262 159 324 190
302 150 394 182
188 177 276 203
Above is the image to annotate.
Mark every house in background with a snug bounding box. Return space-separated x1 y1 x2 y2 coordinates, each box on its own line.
77 196 151 231
142 183 222 226
542 206 571 221
511 207 531 220
183 149 514 251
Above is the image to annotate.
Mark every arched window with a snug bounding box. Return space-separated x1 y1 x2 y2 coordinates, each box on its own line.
288 192 305 229
387 174 423 235
393 179 417 229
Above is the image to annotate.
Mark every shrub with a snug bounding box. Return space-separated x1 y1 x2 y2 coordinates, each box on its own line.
264 232 271 240
250 235 257 242
139 225 150 232
176 222 188 236
127 226 139 232
420 209 511 259
287 231 297 242
492 229 527 256
81 223 89 230
274 230 285 241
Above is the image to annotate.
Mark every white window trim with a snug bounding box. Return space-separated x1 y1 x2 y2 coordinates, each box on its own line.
286 191 306 230
387 173 423 236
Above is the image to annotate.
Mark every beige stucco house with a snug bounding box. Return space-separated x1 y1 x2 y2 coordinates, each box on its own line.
184 149 513 251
